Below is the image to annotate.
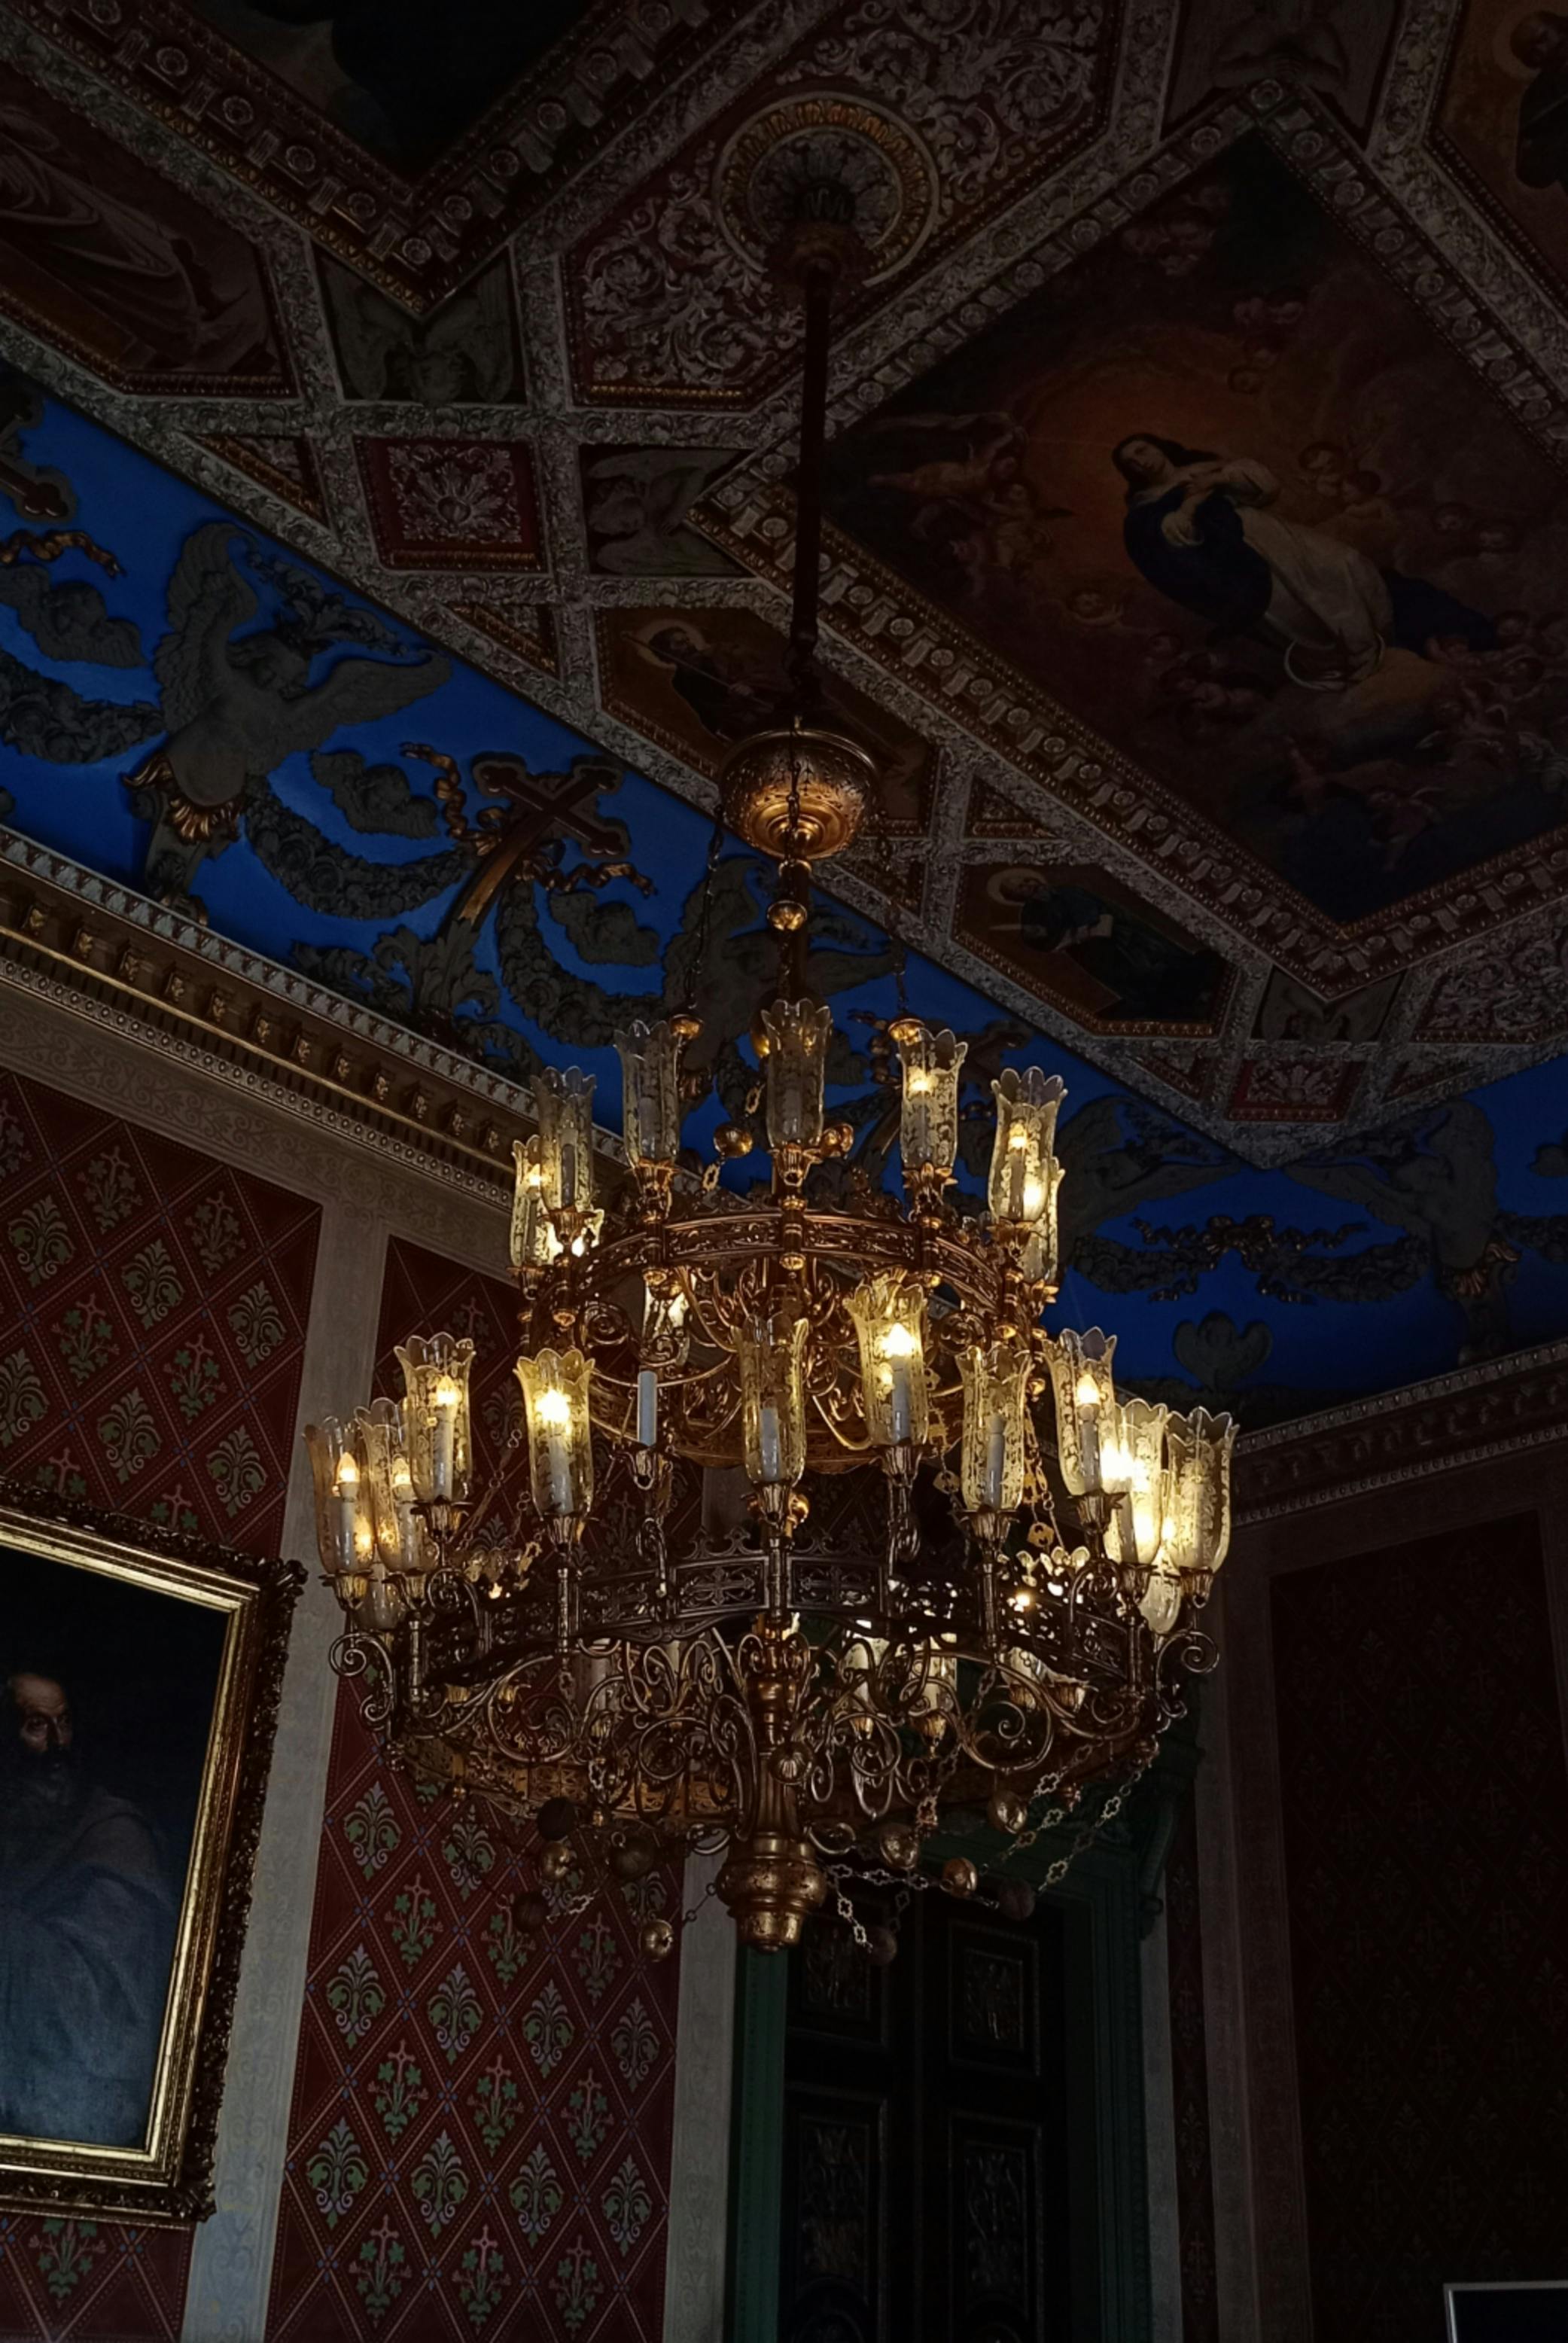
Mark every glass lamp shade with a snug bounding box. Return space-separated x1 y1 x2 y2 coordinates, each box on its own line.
1140 1568 1183 1636
846 1275 930 1449
988 1068 1067 1241
1162 1406 1237 1582
1100 1397 1170 1578
395 1333 476 1504
304 1413 376 1576
510 1136 562 1271
359 1396 431 1577
760 998 833 1150
537 1065 595 1212
515 1347 595 1519
735 1312 809 1488
615 1019 686 1168
894 1022 967 1180
1040 1327 1117 1495
958 1340 1030 1516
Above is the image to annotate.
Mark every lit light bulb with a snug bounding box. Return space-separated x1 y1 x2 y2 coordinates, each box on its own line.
881 1321 919 1360
906 1071 932 1096
391 1456 413 1501
534 1387 571 1427
1021 1177 1046 1220
1008 1126 1029 1150
668 1292 687 1328
334 1450 360 1566
1073 1373 1101 1410
431 1373 460 1498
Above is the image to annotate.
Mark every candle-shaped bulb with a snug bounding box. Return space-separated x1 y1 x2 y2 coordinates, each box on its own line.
847 1275 930 1451
734 1314 808 1488
958 1341 1029 1519
516 1349 594 1521
760 1000 833 1150
894 1022 967 1182
536 1066 596 1216
431 1373 459 1498
615 1019 687 1168
1042 1328 1116 1495
988 1068 1066 1275
395 1333 476 1504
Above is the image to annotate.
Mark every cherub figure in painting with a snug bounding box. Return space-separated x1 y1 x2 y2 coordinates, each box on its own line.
866 410 1070 593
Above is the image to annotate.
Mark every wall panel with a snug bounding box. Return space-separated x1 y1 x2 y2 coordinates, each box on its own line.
0 1064 321 2342
263 1238 682 2342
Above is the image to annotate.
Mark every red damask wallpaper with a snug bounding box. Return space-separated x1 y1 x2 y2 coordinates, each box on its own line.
264 1237 682 2342
0 1065 321 2342
1165 1795 1218 2343
1273 1519 1568 2342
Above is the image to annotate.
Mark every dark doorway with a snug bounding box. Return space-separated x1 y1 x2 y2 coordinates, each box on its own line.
777 1884 1093 2341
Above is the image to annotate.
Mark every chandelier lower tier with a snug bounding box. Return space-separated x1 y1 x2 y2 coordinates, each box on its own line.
305 185 1235 1958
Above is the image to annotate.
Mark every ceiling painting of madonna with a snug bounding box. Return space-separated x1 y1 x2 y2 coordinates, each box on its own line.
5 0 1568 1425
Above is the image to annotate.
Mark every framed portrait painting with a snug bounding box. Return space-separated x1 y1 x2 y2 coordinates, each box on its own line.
0 1479 301 2223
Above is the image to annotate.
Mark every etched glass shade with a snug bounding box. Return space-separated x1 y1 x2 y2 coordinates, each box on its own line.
304 1413 376 1576
958 1340 1030 1516
988 1066 1066 1223
845 1274 930 1449
537 1065 595 1212
516 1347 595 1519
735 1312 809 1488
1162 1406 1237 1583
359 1395 430 1577
760 998 833 1150
894 1022 967 1180
510 1136 561 1271
395 1332 475 1504
1040 1327 1117 1495
615 1019 686 1168
1100 1397 1170 1579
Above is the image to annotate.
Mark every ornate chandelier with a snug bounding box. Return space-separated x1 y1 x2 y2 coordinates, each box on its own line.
306 190 1234 1958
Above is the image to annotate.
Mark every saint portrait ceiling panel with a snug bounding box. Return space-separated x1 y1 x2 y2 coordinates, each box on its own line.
821 133 1568 931
595 606 936 834
955 859 1232 1035
0 69 287 398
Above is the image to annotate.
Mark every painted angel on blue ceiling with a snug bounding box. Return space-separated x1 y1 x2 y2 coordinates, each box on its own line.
1113 435 1495 689
123 524 449 909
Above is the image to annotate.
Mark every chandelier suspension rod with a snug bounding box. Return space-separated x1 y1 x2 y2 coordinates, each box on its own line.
785 256 835 703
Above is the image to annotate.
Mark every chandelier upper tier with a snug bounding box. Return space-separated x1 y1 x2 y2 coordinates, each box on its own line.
306 185 1234 1957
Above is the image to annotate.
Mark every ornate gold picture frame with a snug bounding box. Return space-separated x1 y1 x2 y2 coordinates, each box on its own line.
0 1479 301 2223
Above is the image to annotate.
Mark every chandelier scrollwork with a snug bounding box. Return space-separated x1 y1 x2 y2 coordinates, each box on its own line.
306 184 1235 1961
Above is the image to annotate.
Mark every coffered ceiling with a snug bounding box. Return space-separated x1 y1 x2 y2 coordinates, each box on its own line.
2 0 1567 1186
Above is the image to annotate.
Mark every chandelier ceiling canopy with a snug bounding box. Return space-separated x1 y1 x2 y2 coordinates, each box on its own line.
308 185 1234 1961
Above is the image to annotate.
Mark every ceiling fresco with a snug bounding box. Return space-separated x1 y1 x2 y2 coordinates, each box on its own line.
5 0 1568 1412
7 385 1568 1430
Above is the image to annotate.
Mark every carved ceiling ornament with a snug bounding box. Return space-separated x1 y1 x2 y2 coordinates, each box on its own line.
1 0 1566 1165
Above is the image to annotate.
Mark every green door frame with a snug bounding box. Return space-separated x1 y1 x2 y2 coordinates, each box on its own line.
725 1732 1197 2343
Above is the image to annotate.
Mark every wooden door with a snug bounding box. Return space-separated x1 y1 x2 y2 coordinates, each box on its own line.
778 1884 1082 2342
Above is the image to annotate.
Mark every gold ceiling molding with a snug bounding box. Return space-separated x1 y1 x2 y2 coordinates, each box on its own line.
1234 1338 1568 1522
0 828 534 1194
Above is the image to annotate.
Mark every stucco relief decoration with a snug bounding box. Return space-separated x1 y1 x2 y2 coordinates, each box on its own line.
568 0 1111 401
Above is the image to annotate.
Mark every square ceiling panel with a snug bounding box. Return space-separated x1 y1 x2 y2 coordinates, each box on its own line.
821 132 1568 935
